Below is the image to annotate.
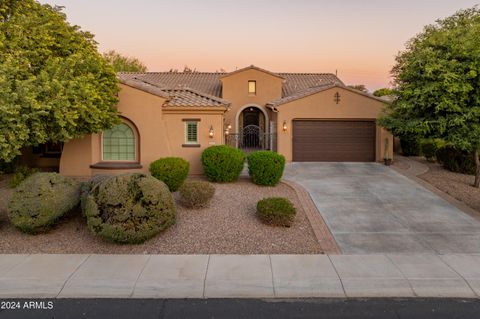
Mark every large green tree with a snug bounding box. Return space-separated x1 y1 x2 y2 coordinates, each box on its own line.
378 7 480 187
0 0 120 162
103 50 147 72
373 88 394 97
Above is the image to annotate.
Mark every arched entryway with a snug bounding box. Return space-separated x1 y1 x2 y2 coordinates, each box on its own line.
234 105 269 150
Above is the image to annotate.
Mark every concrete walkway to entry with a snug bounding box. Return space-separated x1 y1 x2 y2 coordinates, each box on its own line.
1 253 480 298
284 163 480 254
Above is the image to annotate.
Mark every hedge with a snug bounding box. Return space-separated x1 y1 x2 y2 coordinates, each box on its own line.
247 151 285 186
201 145 245 182
149 157 189 192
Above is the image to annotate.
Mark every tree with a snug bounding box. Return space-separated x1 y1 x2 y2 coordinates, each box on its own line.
378 7 480 187
347 84 368 93
0 0 120 162
102 50 147 72
373 88 394 97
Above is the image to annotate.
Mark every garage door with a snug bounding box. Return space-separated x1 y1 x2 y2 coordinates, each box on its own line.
292 120 376 162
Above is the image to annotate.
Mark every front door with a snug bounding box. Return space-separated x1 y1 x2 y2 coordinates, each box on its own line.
242 108 260 148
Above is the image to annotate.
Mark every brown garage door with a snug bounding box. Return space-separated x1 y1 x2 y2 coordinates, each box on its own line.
292 120 376 162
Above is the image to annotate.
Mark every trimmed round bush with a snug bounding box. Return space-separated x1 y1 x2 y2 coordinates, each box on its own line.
247 151 285 186
8 172 81 233
436 146 476 175
256 197 296 227
400 135 421 156
84 173 176 244
201 145 245 182
179 180 215 209
149 157 189 192
80 174 112 213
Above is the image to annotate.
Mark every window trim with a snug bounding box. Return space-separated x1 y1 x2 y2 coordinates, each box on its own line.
184 121 199 145
248 80 256 95
101 120 139 163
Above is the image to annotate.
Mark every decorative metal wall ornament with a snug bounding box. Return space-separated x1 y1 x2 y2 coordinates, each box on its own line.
334 92 341 104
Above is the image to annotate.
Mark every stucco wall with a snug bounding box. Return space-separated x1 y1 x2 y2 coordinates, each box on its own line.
275 86 393 162
60 84 225 177
221 68 282 133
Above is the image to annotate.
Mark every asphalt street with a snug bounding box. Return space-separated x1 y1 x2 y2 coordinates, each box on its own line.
0 298 479 319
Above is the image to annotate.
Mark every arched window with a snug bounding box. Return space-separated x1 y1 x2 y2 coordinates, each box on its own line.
102 122 137 161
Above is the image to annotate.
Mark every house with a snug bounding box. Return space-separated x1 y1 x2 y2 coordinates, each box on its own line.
54 65 392 177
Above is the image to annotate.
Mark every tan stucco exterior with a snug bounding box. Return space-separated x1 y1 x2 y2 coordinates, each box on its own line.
221 68 282 134
274 86 393 162
54 66 393 178
60 84 225 177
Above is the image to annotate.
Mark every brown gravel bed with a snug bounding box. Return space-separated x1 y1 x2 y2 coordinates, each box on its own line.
0 178 322 254
416 160 480 214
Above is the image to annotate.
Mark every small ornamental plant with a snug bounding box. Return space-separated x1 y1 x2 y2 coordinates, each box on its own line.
256 197 296 227
149 157 190 192
178 180 215 209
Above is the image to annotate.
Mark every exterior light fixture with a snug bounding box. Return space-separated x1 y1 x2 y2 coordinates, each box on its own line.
227 124 232 130
282 121 287 132
225 129 229 136
209 125 214 138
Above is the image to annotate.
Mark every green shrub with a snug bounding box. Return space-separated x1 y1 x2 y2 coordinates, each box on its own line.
84 173 176 244
178 180 215 209
149 157 189 192
80 175 111 213
256 197 296 227
400 135 421 156
201 145 245 182
436 146 476 175
0 158 16 175
247 151 285 186
7 173 81 233
420 139 444 162
9 166 40 188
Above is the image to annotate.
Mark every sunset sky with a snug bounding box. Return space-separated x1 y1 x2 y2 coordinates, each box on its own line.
39 0 479 91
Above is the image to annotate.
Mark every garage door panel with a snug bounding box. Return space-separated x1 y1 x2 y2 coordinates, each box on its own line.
293 120 375 162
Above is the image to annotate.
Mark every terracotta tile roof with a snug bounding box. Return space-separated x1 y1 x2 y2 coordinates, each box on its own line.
124 72 224 97
118 69 344 102
219 65 285 80
267 83 388 107
267 83 336 107
279 73 344 97
120 78 170 99
118 75 229 108
163 88 230 108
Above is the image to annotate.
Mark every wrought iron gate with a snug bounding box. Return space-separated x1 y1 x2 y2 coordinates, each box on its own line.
225 125 276 151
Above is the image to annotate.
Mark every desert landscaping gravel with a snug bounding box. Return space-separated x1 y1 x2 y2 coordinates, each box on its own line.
417 160 480 214
0 177 322 254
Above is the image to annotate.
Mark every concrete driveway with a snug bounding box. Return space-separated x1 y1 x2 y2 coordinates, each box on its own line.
284 163 480 254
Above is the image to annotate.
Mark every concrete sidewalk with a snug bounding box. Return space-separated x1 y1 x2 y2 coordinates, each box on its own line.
1 254 480 299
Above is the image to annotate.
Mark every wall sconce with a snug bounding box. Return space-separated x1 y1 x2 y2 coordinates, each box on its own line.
227 124 232 130
282 121 287 132
209 125 214 138
225 129 229 136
